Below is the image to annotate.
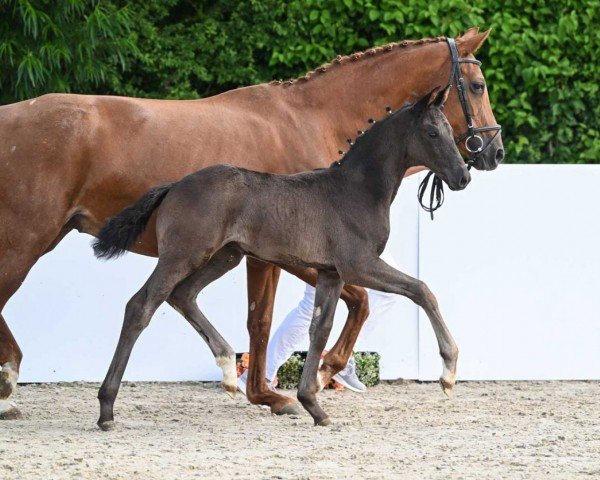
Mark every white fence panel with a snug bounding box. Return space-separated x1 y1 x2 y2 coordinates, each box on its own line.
418 165 600 380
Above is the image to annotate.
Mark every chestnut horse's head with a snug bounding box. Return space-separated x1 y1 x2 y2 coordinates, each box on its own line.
443 28 504 171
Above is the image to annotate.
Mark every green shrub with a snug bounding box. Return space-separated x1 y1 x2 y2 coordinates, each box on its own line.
275 351 380 389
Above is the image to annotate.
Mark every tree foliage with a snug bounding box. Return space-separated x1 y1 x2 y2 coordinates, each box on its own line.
0 0 135 103
1 0 597 164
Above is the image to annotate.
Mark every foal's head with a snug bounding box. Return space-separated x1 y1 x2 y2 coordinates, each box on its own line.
404 87 470 190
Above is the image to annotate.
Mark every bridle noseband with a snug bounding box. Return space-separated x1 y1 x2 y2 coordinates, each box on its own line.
418 37 502 219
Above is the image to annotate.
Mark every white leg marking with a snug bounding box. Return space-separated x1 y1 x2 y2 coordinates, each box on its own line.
216 355 237 397
314 306 322 317
441 364 456 385
249 301 256 311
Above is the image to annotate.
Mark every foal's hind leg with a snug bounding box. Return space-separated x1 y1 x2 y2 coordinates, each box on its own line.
97 257 194 430
167 247 244 397
340 258 459 396
297 271 344 426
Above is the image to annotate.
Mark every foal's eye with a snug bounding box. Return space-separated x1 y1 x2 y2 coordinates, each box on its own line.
427 128 438 138
470 82 485 94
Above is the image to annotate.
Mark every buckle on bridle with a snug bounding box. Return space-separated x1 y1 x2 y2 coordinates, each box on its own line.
465 134 484 153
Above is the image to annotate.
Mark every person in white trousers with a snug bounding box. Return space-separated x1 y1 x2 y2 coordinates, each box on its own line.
238 248 400 393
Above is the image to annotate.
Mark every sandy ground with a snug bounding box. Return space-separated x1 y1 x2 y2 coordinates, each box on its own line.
1 381 599 480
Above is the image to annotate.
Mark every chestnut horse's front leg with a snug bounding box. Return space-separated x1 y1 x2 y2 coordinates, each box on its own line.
245 258 301 415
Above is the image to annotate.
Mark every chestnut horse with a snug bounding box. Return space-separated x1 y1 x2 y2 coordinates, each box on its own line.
0 28 502 419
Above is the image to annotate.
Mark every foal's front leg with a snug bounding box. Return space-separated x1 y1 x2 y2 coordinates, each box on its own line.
280 264 370 387
297 271 344 426
340 258 458 396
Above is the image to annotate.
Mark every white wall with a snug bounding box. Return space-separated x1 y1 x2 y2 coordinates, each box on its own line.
418 165 600 380
5 166 600 382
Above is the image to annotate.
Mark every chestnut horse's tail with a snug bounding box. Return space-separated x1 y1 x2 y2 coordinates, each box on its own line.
93 183 174 260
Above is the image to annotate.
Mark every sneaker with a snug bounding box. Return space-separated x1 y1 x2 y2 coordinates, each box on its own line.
237 370 248 396
332 356 368 393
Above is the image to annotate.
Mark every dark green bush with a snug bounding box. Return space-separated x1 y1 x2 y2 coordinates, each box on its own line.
276 351 380 389
1 0 597 163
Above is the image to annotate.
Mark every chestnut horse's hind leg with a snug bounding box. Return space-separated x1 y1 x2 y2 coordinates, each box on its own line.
245 258 301 415
0 247 44 420
167 247 244 397
297 270 344 426
98 257 196 431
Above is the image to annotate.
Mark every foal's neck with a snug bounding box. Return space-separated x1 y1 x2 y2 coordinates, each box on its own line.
336 119 410 207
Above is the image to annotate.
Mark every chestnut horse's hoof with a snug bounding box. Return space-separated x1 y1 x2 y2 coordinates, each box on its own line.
98 420 116 431
315 417 331 427
273 402 302 416
0 400 22 420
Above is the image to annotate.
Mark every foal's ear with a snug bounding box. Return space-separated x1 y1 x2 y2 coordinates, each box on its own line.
433 85 451 108
413 87 440 116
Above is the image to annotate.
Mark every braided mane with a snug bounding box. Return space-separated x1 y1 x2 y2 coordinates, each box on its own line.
270 36 446 87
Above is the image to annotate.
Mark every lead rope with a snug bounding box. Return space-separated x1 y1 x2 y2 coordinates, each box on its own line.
417 171 445 220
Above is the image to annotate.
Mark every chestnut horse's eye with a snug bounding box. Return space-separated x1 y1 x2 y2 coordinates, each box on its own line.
427 128 438 138
470 82 485 94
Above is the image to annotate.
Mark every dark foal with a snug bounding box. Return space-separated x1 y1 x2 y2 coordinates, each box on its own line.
93 87 468 428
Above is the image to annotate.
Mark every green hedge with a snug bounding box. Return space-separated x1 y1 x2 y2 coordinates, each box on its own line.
2 0 598 163
276 351 380 389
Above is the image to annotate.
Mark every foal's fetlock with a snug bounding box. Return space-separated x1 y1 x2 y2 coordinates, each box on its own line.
215 354 237 398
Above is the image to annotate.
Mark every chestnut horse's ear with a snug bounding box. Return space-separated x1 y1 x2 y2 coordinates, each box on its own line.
433 85 451 108
457 27 491 55
413 87 440 115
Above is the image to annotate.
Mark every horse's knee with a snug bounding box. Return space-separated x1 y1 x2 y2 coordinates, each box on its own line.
124 295 151 332
412 280 438 309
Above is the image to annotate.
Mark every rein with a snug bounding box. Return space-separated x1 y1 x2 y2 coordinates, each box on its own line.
417 37 502 219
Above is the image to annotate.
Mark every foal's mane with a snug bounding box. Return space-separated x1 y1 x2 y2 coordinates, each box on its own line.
270 36 446 87
330 102 414 168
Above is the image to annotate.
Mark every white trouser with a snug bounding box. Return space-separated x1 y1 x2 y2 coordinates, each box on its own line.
265 248 399 381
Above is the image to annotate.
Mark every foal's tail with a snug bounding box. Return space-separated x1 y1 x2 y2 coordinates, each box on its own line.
92 183 174 260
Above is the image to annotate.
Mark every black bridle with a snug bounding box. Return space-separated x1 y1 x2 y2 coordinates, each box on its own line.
418 37 502 219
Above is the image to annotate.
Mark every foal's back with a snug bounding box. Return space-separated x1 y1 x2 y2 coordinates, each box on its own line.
155 164 347 269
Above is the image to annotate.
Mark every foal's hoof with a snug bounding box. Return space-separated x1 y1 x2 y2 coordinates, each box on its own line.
274 402 302 416
0 401 22 420
315 417 331 427
98 420 116 431
439 377 455 398
223 383 237 399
